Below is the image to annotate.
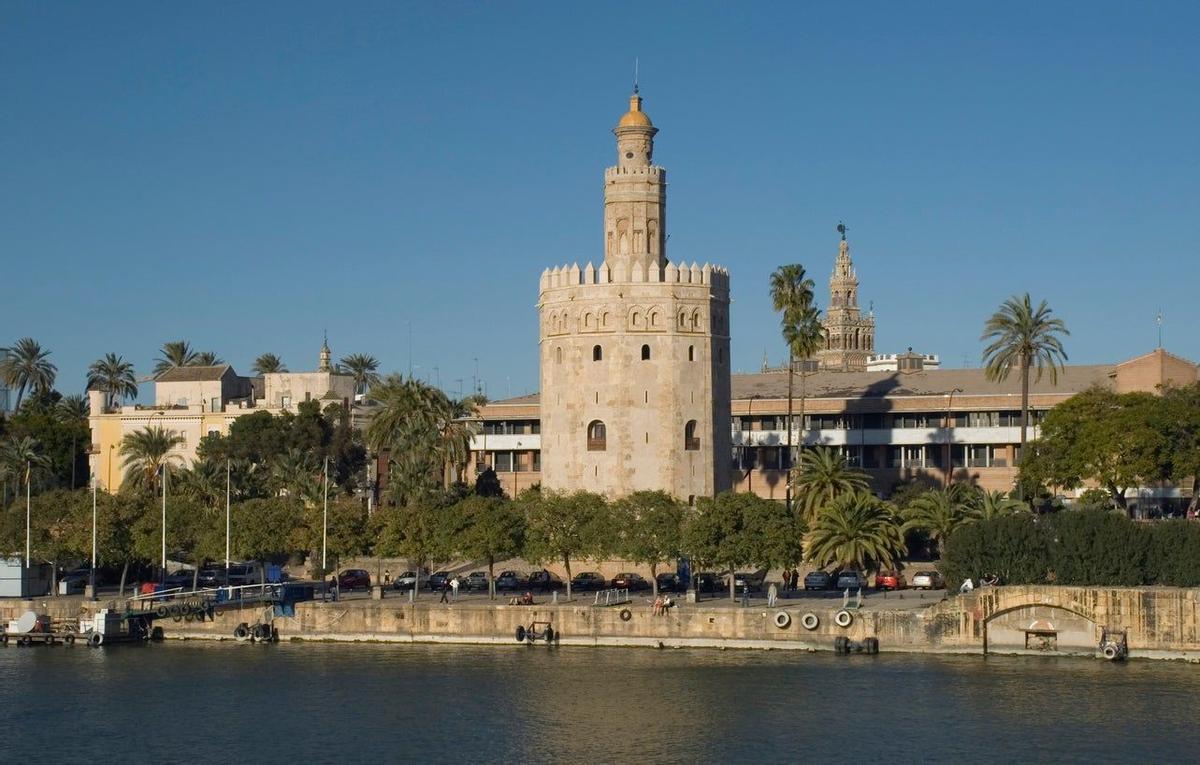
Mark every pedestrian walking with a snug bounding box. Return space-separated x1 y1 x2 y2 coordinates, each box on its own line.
767 581 778 608
383 569 392 586
791 569 799 592
439 579 450 603
740 583 750 607
450 576 461 600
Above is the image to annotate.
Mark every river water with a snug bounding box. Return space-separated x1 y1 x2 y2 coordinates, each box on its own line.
2 642 1197 763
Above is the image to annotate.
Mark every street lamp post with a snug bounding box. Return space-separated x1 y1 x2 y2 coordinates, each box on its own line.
91 473 98 599
225 459 231 592
321 456 329 573
24 460 31 569
944 388 963 488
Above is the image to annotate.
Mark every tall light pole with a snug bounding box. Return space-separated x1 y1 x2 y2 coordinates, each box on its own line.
161 461 168 583
944 387 963 488
91 473 98 599
321 456 329 573
225 459 231 584
24 460 31 569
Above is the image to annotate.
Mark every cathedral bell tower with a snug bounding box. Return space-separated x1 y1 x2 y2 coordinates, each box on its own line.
818 224 875 371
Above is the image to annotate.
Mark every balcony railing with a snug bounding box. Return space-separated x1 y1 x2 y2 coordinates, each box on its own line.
684 438 700 451
586 438 606 452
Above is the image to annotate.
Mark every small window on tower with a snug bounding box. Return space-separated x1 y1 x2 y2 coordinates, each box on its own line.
555 347 563 364
641 344 650 361
587 420 607 451
593 345 603 361
684 420 700 451
688 345 695 361
625 152 634 159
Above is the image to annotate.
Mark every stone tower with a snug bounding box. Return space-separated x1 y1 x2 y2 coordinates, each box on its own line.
818 228 875 371
318 335 332 373
538 90 732 501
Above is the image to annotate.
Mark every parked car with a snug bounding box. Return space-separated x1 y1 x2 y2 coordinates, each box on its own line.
692 572 720 594
427 571 454 591
162 569 197 591
527 570 564 591
835 570 868 591
911 570 945 590
58 570 89 595
571 571 608 591
464 572 489 591
803 570 834 591
611 572 650 591
727 571 766 592
227 563 264 587
875 570 907 591
197 566 226 588
655 572 683 593
338 569 372 590
495 570 526 591
392 571 419 590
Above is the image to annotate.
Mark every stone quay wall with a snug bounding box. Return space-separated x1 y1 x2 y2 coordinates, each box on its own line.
4 586 1198 660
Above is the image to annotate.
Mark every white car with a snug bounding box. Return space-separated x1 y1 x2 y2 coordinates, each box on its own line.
911 571 945 590
392 571 419 590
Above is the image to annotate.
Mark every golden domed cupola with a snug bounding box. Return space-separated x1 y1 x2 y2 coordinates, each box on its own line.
613 89 658 168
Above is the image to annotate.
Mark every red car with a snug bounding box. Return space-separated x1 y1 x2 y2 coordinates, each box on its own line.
875 570 907 591
337 569 372 590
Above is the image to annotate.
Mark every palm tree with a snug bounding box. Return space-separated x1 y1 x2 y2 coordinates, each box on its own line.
0 337 57 408
119 426 185 494
901 487 981 557
339 354 381 395
791 446 871 521
1 436 52 487
770 265 823 512
804 491 906 573
154 341 198 377
87 353 138 410
269 447 322 506
192 351 223 366
54 394 89 424
977 489 1026 519
981 294 1070 460
367 375 469 503
252 353 287 375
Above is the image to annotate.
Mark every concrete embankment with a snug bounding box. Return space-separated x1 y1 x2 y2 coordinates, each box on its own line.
4 586 1199 660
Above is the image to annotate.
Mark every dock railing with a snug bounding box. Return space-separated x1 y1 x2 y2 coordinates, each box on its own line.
593 588 631 607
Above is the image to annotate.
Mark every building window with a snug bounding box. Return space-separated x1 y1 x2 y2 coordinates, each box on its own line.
688 345 694 361
532 451 541 471
684 420 700 451
587 420 607 451
641 344 651 360
555 347 562 364
593 345 603 362
494 451 513 472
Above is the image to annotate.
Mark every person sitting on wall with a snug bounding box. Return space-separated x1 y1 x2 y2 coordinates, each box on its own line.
652 595 664 616
520 591 534 606
959 578 975 594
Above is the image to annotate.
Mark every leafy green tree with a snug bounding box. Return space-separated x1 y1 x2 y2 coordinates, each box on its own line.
339 353 381 396
251 353 287 375
791 446 870 521
120 426 185 494
373 501 458 583
154 340 198 377
87 353 139 410
1159 384 1200 514
613 491 685 596
1044 511 1147 586
980 293 1069 459
3 397 88 490
1 436 53 500
770 264 822 512
1022 387 1168 513
229 497 308 564
458 495 525 598
682 491 792 600
1146 521 1200 587
901 487 981 558
804 491 906 574
473 466 505 498
0 337 57 408
521 489 608 600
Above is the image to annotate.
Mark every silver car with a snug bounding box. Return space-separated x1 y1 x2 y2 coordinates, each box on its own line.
911 570 945 590
835 571 867 590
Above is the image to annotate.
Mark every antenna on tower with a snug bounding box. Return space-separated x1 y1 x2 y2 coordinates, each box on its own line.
633 58 639 94
837 221 848 241
1157 308 1163 349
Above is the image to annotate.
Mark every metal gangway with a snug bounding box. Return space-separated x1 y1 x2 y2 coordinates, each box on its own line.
592 588 631 607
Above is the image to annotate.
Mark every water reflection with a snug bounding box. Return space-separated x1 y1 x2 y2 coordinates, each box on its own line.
2 643 1197 763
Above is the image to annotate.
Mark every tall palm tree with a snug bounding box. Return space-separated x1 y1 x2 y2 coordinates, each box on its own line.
791 446 871 521
367 375 469 503
119 426 184 494
805 491 906 573
0 337 57 408
981 294 1070 460
178 459 227 509
192 351 224 366
252 353 287 375
154 340 198 377
901 487 981 557
770 265 821 512
87 353 138 410
339 354 381 395
269 447 322 506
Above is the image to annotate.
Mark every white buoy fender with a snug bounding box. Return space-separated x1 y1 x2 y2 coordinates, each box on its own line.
801 613 820 630
834 609 853 628
773 611 791 629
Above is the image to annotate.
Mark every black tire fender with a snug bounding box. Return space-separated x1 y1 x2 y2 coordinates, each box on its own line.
515 625 526 643
619 608 633 622
543 626 555 643
88 632 103 647
64 633 75 646
234 623 250 640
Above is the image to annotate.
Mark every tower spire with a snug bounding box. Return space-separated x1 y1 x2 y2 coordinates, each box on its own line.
633 58 639 94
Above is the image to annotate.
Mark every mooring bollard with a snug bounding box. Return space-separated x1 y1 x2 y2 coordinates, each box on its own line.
552 591 558 605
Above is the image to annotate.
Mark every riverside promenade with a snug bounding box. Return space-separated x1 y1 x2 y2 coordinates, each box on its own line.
4 585 1199 660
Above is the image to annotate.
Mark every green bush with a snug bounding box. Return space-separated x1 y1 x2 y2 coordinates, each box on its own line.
942 511 1198 588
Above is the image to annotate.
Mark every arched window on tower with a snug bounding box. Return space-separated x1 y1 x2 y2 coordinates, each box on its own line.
587 420 607 451
684 420 700 451
555 346 563 364
593 345 603 361
688 345 695 361
641 344 651 360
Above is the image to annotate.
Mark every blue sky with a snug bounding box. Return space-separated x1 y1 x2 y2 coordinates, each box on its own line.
3 2 1197 401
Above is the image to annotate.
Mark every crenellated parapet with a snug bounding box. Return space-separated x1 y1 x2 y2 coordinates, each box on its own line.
539 260 730 291
604 165 667 182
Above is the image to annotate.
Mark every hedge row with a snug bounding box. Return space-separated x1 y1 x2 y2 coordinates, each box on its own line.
940 511 1200 589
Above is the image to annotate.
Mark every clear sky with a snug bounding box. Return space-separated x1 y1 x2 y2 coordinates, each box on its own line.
3 2 1197 401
